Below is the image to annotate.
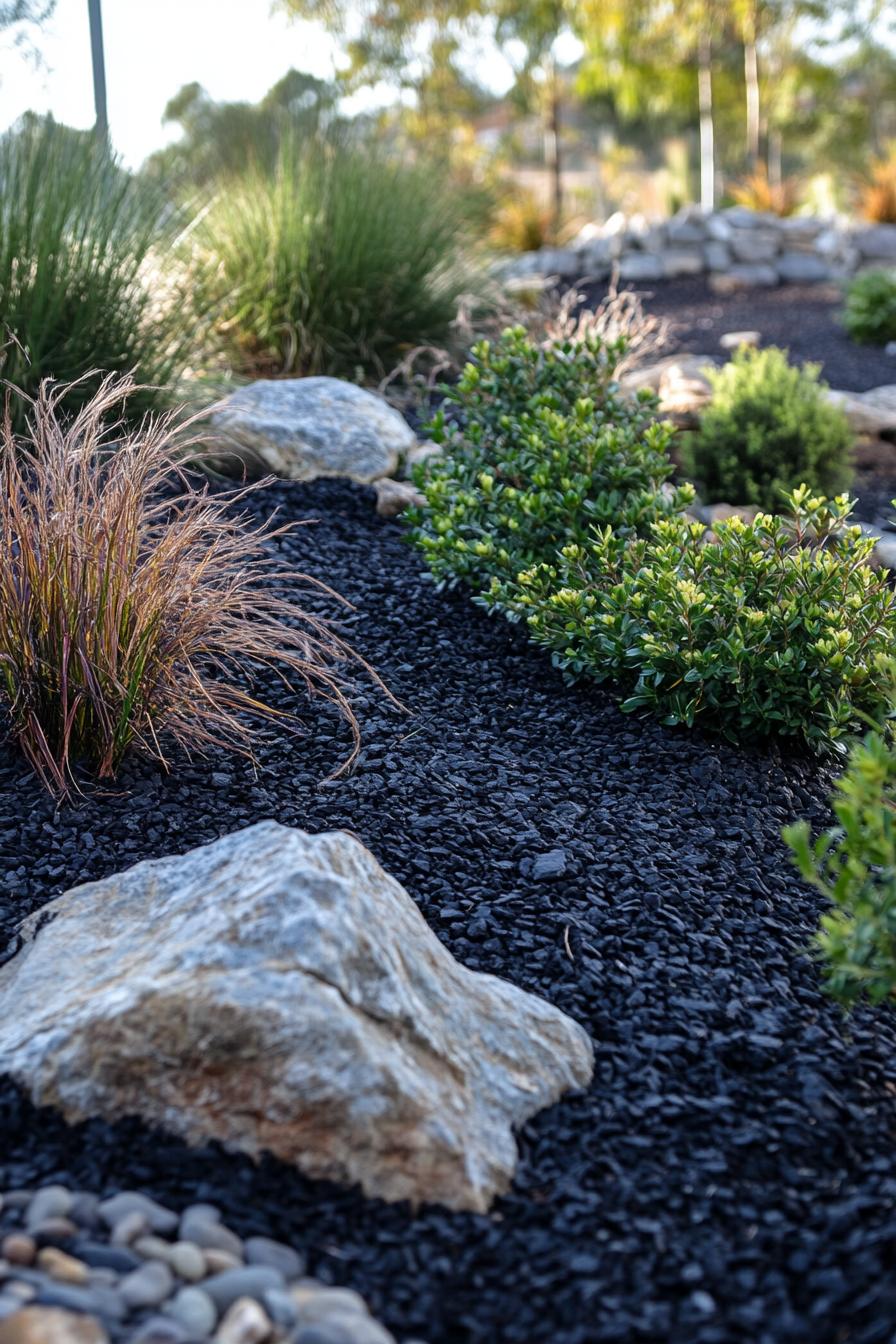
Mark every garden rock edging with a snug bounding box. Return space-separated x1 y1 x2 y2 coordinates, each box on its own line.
207 378 416 482
501 205 896 288
0 822 594 1215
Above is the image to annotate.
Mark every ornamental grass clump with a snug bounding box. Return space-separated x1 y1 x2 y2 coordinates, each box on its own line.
682 346 853 512
0 374 371 794
408 325 693 591
785 726 896 1008
187 132 485 382
499 488 896 752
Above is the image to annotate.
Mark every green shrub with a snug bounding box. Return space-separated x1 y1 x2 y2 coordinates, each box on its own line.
498 487 896 752
0 117 193 430
682 346 853 512
408 325 693 590
785 725 896 1007
187 133 485 381
843 268 896 346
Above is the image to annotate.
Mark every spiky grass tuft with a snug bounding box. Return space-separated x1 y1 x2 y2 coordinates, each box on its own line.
0 373 376 794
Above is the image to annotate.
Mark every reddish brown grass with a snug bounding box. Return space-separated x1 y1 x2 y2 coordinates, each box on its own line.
0 373 378 794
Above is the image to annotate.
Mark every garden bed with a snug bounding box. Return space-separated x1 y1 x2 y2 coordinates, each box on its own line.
2 477 896 1344
582 275 896 394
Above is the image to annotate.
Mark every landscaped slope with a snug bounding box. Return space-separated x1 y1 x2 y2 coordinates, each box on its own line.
1 478 894 1344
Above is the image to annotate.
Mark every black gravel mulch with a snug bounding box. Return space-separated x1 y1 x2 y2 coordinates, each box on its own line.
581 275 896 393
2 478 896 1344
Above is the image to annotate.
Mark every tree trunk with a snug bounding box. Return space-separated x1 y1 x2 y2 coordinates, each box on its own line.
697 29 714 212
768 127 782 189
545 61 562 240
744 20 760 168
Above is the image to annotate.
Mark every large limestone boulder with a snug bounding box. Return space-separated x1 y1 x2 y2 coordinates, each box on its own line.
207 378 415 482
827 385 896 439
0 823 593 1214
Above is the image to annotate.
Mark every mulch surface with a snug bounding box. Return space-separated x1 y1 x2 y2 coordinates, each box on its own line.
581 275 896 394
2 478 896 1344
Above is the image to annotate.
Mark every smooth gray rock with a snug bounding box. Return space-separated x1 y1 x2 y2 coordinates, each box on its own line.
97 1195 177 1237
26 1188 72 1231
661 248 704 277
617 251 664 281
776 251 829 282
208 378 414 482
244 1237 304 1280
0 823 593 1214
165 1285 217 1335
704 240 731 271
729 229 780 263
166 1242 206 1283
119 1261 174 1310
129 1318 191 1344
854 224 896 259
178 1209 242 1259
202 1266 284 1313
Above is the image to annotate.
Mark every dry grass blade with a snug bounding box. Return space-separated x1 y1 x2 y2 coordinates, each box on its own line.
0 372 386 795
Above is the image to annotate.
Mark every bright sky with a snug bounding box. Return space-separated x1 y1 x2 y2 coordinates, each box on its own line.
0 0 347 167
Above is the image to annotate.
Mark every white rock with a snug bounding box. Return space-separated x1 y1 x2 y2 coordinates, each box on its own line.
208 378 414 483
719 331 760 351
0 823 593 1214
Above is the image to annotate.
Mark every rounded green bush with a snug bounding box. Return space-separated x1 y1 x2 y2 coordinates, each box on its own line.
843 268 896 345
682 346 853 512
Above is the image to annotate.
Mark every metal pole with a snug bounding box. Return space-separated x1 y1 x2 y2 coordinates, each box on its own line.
87 0 108 141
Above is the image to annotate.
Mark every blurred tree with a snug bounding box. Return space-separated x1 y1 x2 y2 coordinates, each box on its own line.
143 70 339 185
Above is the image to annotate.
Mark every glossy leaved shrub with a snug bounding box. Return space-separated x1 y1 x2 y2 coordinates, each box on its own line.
785 726 896 1007
495 489 896 752
682 346 853 512
407 325 694 590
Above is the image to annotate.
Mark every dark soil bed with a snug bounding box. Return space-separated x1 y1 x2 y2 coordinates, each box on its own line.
582 275 895 394
2 479 896 1344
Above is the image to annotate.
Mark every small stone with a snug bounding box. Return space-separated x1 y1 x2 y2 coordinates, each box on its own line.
129 1318 192 1344
291 1287 369 1320
26 1187 73 1232
719 330 760 351
290 1326 355 1344
167 1241 206 1282
71 1241 142 1274
98 1194 178 1237
110 1211 149 1246
244 1237 304 1281
2 1192 32 1211
32 1282 124 1321
204 1267 284 1314
180 1208 243 1259
30 1219 78 1249
166 1285 217 1335
36 1248 89 1285
5 1283 36 1303
372 478 425 519
120 1260 175 1310
531 849 567 881
262 1288 299 1330
0 1306 109 1343
203 1250 243 1275
214 1296 272 1344
2 1234 36 1267
134 1235 178 1265
67 1196 101 1233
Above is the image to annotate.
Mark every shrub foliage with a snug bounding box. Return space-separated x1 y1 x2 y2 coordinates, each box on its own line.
187 133 484 381
497 489 896 751
0 375 373 793
843 269 896 346
786 726 896 1007
408 325 693 589
682 346 853 512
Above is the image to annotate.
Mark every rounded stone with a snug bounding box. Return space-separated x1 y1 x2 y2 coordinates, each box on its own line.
291 1287 369 1321
70 1241 142 1275
98 1194 178 1237
2 1234 36 1267
244 1237 304 1281
167 1242 206 1283
110 1212 149 1247
165 1285 216 1335
128 1318 191 1344
120 1260 175 1310
31 1220 78 1249
262 1288 299 1330
203 1266 283 1313
0 1305 110 1343
67 1195 101 1233
202 1250 242 1276
215 1296 272 1344
290 1325 356 1344
26 1187 73 1231
36 1248 89 1286
179 1211 242 1259
133 1235 176 1265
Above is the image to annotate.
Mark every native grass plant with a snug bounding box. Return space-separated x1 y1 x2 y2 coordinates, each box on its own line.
729 167 801 217
496 488 896 752
683 346 853 513
0 375 374 794
860 146 896 224
844 269 896 346
407 325 693 591
0 116 194 431
785 721 896 1007
186 133 486 382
